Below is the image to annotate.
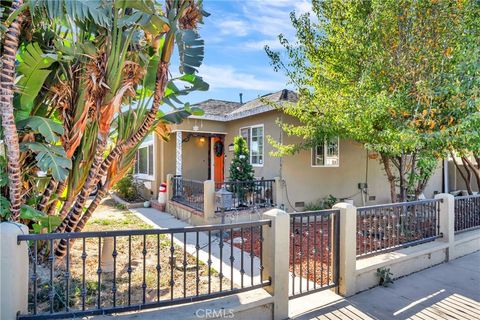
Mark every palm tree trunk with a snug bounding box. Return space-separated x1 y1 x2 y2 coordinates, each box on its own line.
46 180 67 216
0 0 24 220
54 60 170 257
37 179 58 212
55 139 107 233
74 180 109 233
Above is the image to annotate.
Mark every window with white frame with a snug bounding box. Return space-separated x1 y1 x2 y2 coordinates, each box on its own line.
312 137 339 167
134 134 154 178
240 125 264 166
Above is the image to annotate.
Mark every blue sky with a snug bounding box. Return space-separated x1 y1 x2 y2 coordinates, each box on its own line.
183 0 311 104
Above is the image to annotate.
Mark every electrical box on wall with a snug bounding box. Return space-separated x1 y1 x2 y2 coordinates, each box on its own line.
358 182 368 189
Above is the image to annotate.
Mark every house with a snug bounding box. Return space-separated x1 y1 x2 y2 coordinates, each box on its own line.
134 89 445 212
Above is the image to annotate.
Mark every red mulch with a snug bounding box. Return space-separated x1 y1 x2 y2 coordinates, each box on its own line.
224 221 334 286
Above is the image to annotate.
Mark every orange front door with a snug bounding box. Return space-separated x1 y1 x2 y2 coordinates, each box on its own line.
213 137 224 184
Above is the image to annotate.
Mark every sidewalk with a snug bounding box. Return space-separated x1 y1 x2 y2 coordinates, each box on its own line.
291 251 480 320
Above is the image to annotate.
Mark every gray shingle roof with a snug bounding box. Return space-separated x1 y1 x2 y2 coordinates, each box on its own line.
192 99 242 116
191 89 297 121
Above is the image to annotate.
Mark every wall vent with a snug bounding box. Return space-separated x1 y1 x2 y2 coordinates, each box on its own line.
294 201 305 208
368 196 376 201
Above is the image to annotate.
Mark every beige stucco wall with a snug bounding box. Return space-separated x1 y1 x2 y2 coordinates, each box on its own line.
279 126 443 211
223 111 283 179
150 110 444 207
172 118 228 134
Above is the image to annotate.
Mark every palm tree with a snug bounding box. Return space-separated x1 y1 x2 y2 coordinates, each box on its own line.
0 0 24 219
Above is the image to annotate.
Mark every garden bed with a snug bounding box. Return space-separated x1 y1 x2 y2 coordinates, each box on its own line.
29 198 228 314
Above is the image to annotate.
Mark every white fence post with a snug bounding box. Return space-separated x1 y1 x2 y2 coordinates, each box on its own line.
0 222 29 320
203 180 216 223
435 193 455 261
262 208 290 320
333 202 357 297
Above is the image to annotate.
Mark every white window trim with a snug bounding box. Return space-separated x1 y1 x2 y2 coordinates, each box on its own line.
311 137 340 168
239 124 264 167
134 136 155 181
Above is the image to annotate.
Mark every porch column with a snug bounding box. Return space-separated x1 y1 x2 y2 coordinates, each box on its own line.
175 131 182 176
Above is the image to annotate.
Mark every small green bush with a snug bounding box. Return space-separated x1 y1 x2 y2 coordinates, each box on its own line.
112 174 142 202
376 267 394 287
304 195 338 211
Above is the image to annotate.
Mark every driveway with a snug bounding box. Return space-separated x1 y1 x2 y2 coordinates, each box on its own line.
291 251 480 320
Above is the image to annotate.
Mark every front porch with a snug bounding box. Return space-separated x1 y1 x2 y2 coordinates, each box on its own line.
164 175 278 226
172 129 226 183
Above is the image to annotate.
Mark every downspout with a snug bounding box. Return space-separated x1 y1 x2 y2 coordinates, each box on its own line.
443 158 449 193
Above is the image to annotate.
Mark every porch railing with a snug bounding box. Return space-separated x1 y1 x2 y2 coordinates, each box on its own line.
356 199 442 258
172 176 204 212
17 220 271 319
454 194 480 234
215 179 275 211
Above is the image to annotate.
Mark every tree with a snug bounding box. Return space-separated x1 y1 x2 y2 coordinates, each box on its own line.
229 136 254 182
266 0 478 202
0 0 209 257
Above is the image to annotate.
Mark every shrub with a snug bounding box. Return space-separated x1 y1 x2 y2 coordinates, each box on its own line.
112 174 142 202
304 195 338 211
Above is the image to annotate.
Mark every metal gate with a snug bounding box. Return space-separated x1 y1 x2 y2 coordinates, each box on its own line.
289 209 340 298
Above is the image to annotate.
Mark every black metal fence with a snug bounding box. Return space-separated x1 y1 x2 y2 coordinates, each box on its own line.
356 199 442 258
172 176 204 212
17 220 271 319
289 209 340 298
215 180 275 211
454 194 480 234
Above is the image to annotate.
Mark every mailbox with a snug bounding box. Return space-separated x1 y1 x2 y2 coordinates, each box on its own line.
215 187 233 210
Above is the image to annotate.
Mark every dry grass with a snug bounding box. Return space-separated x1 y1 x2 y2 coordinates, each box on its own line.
31 198 229 314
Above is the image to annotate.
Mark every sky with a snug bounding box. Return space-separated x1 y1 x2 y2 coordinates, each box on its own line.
181 0 312 105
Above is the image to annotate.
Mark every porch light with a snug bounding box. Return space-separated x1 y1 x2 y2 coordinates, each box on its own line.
199 137 205 143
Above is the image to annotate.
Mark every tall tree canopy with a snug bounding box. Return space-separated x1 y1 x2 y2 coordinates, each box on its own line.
266 0 480 202
0 0 209 256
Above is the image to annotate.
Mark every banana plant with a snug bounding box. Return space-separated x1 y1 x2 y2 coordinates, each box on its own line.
0 0 210 248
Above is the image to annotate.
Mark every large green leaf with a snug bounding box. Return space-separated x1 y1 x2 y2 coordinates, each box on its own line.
16 43 57 121
30 0 111 28
17 116 64 144
21 143 71 181
176 29 205 75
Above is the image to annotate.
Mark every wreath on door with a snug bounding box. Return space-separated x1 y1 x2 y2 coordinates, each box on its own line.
214 140 224 157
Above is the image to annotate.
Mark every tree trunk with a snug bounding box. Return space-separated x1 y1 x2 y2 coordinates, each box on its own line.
74 181 109 233
381 153 397 203
460 156 474 195
462 156 480 192
55 139 107 233
0 0 23 220
46 180 67 216
450 152 472 194
54 60 170 257
37 179 58 212
398 155 407 202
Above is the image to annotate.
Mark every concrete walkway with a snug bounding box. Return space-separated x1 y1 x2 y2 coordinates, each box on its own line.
290 251 480 320
130 208 262 287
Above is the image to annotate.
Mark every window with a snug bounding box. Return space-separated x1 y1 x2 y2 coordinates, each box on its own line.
134 134 154 179
312 137 339 167
239 125 264 166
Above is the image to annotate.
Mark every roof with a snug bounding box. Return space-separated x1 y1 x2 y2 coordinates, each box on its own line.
191 89 297 122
